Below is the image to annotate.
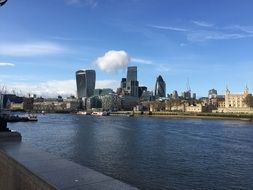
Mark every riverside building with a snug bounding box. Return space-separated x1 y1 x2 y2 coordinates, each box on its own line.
217 86 253 113
208 89 218 99
76 70 96 99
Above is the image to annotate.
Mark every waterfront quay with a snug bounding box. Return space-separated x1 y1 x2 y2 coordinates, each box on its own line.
111 111 253 121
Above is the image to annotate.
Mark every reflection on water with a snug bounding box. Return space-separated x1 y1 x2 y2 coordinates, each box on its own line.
8 114 253 190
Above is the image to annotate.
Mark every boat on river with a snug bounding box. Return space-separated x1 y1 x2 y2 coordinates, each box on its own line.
91 111 110 116
77 111 91 115
240 118 252 121
26 114 38 121
7 114 38 122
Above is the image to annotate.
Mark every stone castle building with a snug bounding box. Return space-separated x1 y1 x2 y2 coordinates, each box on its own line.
218 86 253 113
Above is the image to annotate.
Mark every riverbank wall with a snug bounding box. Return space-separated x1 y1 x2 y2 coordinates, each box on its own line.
0 142 139 190
111 111 253 121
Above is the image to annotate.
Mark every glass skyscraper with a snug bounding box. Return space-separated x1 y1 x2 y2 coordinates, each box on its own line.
155 75 166 98
126 66 139 97
76 70 96 98
127 66 137 81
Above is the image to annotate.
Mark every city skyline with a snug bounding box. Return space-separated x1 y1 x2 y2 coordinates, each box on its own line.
1 0 253 97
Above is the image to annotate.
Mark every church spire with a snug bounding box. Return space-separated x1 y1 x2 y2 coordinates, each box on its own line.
244 84 249 95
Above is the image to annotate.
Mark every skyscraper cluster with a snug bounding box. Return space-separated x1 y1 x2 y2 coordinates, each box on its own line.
75 66 168 111
119 66 139 97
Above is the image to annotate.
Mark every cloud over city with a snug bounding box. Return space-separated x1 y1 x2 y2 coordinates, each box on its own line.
0 42 66 57
0 62 15 67
131 58 153 65
148 25 188 32
5 79 119 97
148 21 253 42
192 20 214 27
95 50 130 73
65 0 98 7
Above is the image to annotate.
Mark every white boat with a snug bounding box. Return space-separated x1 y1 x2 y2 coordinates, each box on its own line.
27 114 38 121
17 114 38 122
77 111 91 115
91 111 109 116
240 118 251 121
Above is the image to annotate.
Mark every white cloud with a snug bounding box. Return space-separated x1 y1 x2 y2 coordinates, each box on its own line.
0 42 66 57
148 22 253 43
229 25 253 34
180 43 187 47
7 80 76 97
148 25 188 32
5 79 119 97
95 50 130 73
0 62 15 67
192 21 214 27
66 0 80 4
65 0 98 7
156 64 171 72
131 58 153 65
187 31 253 42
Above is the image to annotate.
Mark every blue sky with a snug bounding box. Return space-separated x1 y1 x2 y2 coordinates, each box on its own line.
1 0 253 97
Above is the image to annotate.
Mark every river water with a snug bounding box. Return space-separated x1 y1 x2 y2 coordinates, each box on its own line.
8 114 253 190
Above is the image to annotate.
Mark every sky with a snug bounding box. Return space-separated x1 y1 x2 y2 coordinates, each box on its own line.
1 0 253 97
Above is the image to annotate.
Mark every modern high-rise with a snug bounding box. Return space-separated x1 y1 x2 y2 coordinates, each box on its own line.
118 66 139 97
76 70 96 98
120 78 127 89
155 75 166 98
127 66 137 81
171 90 179 99
126 66 139 97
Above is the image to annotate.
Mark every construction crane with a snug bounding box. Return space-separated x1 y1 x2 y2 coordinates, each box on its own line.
186 77 191 93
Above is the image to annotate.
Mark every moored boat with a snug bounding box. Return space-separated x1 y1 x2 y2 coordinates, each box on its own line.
77 111 91 115
7 114 38 122
240 118 252 121
91 111 110 116
26 114 38 121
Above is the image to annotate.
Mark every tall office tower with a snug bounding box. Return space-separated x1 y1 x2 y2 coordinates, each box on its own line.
155 75 166 98
76 70 96 99
171 90 179 99
126 81 139 97
182 91 191 100
127 66 137 81
126 66 139 97
120 78 127 89
138 86 147 98
192 93 196 100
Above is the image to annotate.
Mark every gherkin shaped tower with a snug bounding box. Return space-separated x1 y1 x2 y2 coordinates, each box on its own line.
155 75 166 98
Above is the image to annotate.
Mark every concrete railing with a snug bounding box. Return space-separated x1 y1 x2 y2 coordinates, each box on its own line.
0 146 56 190
0 142 138 190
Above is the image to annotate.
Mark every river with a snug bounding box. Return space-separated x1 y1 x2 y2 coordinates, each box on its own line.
8 114 253 190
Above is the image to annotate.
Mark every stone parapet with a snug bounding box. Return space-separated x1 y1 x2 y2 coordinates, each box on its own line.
0 132 22 142
0 142 139 190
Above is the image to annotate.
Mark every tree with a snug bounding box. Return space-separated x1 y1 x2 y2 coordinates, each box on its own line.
165 99 182 111
243 94 253 108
